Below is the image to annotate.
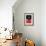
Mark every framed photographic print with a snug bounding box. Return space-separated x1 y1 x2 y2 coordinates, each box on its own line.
24 13 34 26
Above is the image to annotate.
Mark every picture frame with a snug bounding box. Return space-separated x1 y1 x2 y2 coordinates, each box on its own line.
24 13 34 26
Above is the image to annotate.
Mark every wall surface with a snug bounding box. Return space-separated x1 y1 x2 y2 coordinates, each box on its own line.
13 0 41 46
41 0 46 46
13 0 46 46
0 0 16 30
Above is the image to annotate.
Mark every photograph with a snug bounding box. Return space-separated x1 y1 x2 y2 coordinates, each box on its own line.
24 13 34 26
